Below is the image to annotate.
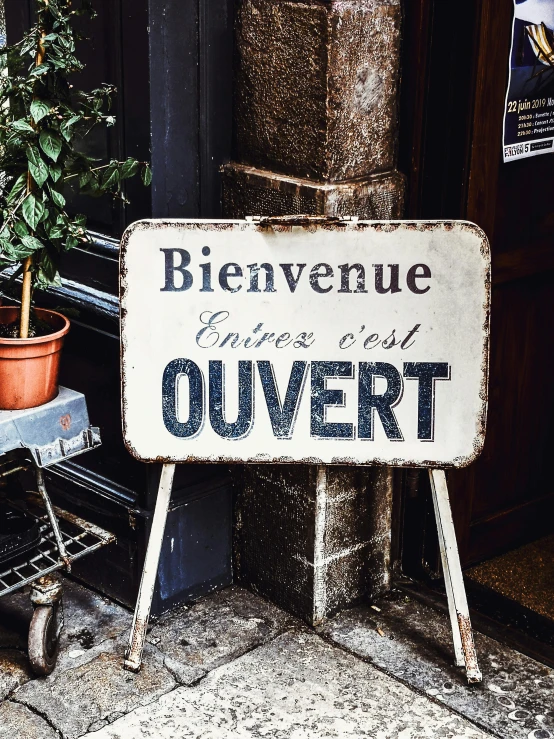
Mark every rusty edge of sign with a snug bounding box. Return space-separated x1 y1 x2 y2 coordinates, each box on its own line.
118 219 491 470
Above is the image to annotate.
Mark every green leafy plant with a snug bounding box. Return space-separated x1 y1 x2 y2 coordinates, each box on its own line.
0 0 151 338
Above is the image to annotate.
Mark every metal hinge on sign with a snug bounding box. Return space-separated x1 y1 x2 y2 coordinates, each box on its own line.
245 215 359 226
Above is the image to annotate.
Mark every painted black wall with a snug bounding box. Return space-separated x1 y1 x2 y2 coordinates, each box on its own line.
3 0 235 612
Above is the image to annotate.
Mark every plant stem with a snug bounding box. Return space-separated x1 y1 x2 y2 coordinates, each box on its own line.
19 4 48 339
64 161 148 182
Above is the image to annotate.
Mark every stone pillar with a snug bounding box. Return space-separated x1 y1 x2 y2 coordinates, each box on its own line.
225 0 403 624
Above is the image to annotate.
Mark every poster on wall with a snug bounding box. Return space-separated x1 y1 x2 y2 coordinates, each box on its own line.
503 0 554 162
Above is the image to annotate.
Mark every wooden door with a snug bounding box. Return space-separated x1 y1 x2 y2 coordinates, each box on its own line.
400 0 554 568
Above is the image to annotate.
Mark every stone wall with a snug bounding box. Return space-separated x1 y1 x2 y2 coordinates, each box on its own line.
224 0 404 624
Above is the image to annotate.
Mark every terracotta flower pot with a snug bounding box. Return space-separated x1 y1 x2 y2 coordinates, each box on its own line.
0 307 70 411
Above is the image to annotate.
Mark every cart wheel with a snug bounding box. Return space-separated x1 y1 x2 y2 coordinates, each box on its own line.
28 605 61 676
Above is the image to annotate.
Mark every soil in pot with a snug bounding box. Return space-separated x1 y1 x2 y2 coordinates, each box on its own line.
0 313 55 339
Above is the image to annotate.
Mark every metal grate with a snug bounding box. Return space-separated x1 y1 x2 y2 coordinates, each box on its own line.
0 494 115 598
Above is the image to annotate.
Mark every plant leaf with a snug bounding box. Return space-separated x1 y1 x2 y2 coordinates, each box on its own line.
102 163 120 190
13 220 29 238
26 145 41 166
79 171 91 188
11 119 35 133
27 146 49 187
9 241 35 259
29 161 48 187
0 237 14 255
36 268 62 288
49 187 66 209
22 192 46 231
60 114 81 142
49 163 63 182
6 174 27 205
141 163 152 186
2 244 23 260
39 129 63 161
120 158 139 180
38 249 59 282
30 99 51 123
64 236 79 251
47 225 65 239
30 63 50 77
20 234 43 252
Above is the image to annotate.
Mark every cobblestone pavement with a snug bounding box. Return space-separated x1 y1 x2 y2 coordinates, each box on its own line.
0 580 550 738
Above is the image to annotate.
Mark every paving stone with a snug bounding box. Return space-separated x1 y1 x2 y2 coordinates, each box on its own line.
81 630 492 739
0 701 59 739
318 591 554 739
147 585 300 679
13 638 176 739
0 649 32 699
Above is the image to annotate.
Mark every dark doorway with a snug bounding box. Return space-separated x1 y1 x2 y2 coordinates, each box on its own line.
399 0 554 645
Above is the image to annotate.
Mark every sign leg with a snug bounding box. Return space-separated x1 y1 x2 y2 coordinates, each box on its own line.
124 463 175 672
428 469 482 684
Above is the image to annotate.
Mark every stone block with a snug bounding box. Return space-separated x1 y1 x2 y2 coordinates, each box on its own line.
147 586 299 680
323 471 372 557
234 0 401 180
234 464 394 624
59 578 132 653
322 544 372 616
320 594 554 739
222 163 405 220
0 702 58 739
14 639 176 739
235 465 317 621
0 650 32 700
82 631 492 739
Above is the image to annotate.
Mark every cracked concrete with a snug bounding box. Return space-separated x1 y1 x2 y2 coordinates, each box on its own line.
0 580 551 738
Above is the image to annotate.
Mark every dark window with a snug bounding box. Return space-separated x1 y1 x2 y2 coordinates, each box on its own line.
5 0 151 238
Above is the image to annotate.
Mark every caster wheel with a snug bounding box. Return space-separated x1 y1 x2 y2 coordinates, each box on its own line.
28 605 61 676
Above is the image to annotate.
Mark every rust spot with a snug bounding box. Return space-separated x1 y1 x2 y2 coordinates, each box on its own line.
60 414 71 431
124 616 148 673
457 612 481 683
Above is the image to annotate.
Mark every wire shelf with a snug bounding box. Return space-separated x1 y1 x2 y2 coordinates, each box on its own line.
0 493 115 598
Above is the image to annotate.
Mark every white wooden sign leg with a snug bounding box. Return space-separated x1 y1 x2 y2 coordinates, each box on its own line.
428 469 482 684
124 463 175 672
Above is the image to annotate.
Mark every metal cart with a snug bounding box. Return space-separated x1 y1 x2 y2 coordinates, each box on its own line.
0 387 115 675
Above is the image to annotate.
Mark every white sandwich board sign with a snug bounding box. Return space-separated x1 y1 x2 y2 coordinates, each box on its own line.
121 219 490 469
121 216 490 679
